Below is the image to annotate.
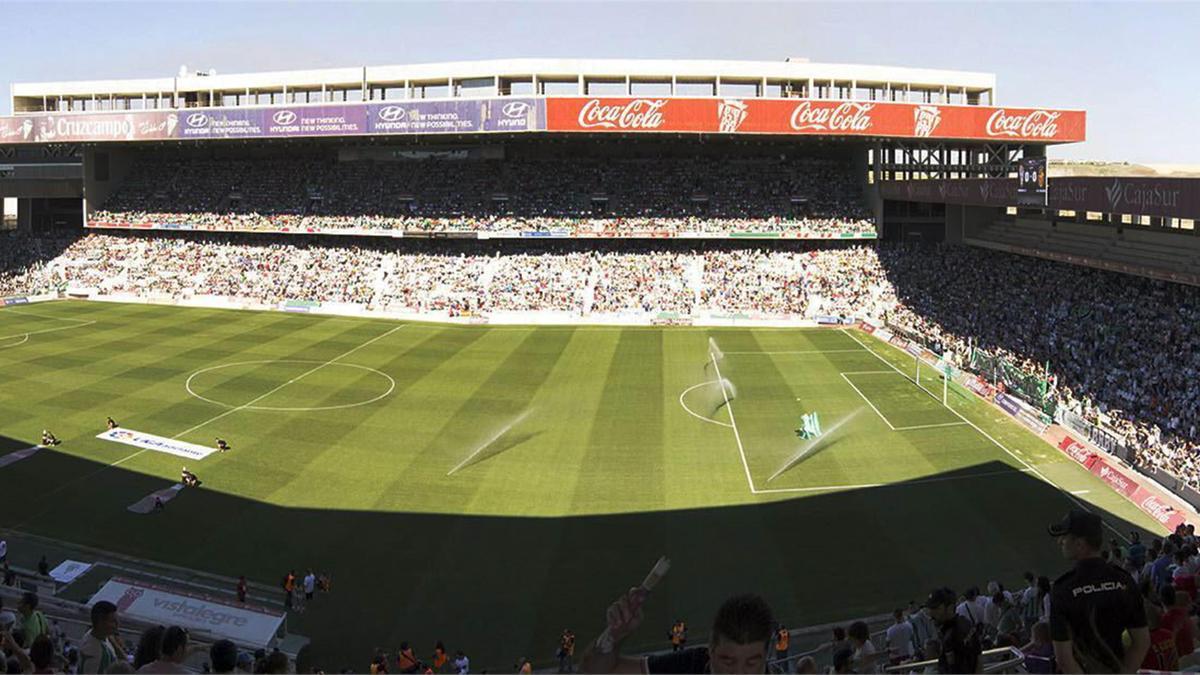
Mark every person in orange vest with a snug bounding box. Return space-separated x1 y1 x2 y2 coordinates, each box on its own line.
397 643 418 674
282 570 296 610
670 620 688 652
432 641 448 673
774 625 789 664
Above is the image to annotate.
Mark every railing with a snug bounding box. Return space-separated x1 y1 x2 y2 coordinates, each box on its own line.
883 646 1026 674
766 625 891 674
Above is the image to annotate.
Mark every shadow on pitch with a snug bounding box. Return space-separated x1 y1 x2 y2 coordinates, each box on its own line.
0 441 1164 673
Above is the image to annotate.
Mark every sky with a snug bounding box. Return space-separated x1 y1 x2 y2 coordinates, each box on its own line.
0 0 1196 164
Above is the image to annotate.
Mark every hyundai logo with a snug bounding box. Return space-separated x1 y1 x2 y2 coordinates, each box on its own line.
378 106 407 122
273 110 297 125
502 101 531 118
186 113 209 128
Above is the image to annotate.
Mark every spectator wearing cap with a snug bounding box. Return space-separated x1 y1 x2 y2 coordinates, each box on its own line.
79 601 126 674
236 651 254 673
924 588 982 674
1048 508 1149 672
581 593 775 674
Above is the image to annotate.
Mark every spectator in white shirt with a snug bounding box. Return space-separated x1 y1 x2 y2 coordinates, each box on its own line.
955 587 984 626
303 570 316 601
885 609 915 665
847 620 880 673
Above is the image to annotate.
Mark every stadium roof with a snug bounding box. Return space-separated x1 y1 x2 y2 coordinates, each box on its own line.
11 58 997 113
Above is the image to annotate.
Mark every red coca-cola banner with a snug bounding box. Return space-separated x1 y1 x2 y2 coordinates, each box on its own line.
545 97 1086 143
1090 458 1141 498
1058 436 1100 470
1131 486 1189 532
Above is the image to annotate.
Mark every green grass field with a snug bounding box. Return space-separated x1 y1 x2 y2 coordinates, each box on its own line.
0 301 1162 670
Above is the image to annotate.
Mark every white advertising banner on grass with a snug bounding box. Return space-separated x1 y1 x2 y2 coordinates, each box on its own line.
91 577 284 648
96 428 216 460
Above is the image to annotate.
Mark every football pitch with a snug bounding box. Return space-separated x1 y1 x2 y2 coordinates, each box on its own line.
0 301 1161 669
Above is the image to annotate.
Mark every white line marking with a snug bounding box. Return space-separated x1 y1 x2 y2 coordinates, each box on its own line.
893 421 969 431
0 320 96 342
709 351 756 493
840 373 896 431
0 307 95 324
0 334 30 349
838 371 896 375
1071 490 1091 495
184 359 396 412
723 349 867 355
678 381 735 429
172 324 406 439
14 323 408 527
755 467 1036 494
841 327 1132 544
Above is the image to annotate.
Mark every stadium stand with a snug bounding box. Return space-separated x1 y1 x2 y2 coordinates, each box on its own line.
88 155 874 237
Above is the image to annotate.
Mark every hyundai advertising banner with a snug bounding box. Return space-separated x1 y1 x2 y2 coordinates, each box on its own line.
0 98 546 143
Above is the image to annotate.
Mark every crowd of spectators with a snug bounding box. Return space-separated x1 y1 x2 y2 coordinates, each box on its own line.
88 155 874 237
1 232 885 319
873 244 1200 491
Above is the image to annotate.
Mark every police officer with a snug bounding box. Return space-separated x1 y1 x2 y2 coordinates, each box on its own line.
1048 509 1149 673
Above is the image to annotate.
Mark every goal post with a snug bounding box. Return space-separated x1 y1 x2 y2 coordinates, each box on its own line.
914 352 950 407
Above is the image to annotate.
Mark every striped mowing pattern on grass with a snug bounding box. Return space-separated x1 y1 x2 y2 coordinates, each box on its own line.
0 301 1162 671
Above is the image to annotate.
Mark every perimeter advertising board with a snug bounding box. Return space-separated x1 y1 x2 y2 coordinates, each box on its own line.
545 97 1086 143
0 97 1081 143
0 99 545 143
881 177 1200 220
91 577 285 648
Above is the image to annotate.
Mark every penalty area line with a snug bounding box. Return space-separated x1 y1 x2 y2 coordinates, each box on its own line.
839 373 897 431
893 421 969 431
840 327 1131 545
722 349 867 355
